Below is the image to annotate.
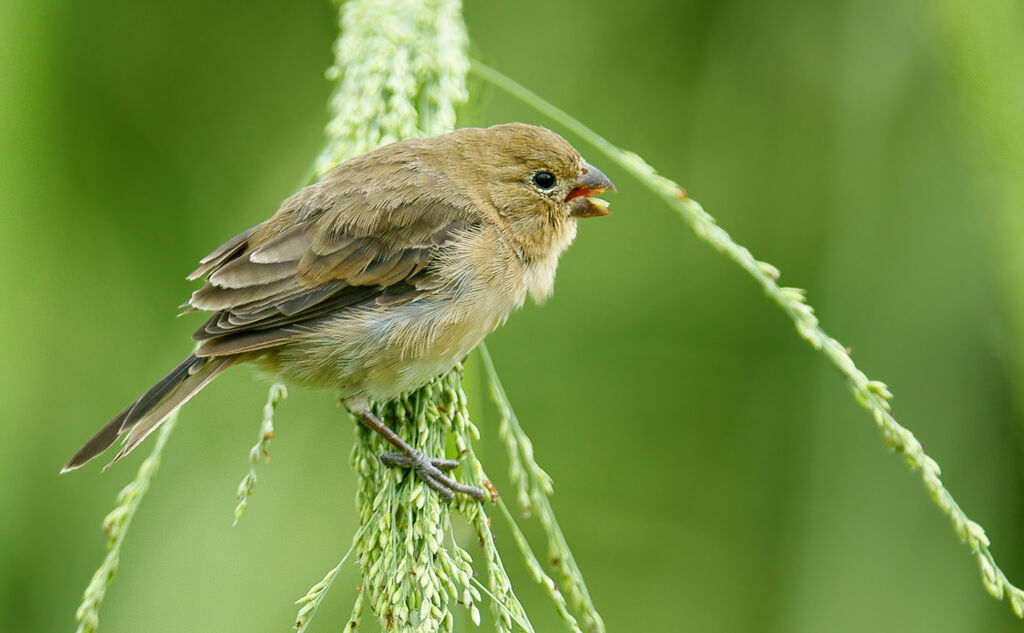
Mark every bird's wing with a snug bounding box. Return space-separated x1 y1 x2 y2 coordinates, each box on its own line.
184 196 478 358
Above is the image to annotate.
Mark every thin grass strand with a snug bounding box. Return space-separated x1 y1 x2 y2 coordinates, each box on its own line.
74 412 179 633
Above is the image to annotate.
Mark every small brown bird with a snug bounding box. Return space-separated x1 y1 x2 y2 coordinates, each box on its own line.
62 123 615 502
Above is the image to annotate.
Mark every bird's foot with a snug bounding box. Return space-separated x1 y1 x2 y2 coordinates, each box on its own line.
380 450 490 504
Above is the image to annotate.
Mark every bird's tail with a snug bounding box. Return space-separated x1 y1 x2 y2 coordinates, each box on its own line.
61 354 234 473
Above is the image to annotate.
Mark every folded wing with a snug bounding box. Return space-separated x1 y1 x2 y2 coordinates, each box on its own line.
185 196 478 358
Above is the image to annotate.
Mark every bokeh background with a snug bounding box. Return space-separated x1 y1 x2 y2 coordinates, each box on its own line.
3 0 1024 631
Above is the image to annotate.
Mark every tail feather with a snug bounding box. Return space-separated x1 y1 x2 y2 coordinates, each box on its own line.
60 402 135 473
61 354 234 473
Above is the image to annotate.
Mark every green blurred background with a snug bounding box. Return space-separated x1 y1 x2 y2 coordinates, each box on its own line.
3 0 1024 631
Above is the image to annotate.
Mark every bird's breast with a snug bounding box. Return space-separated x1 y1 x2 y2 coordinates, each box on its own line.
278 225 533 401
356 279 523 401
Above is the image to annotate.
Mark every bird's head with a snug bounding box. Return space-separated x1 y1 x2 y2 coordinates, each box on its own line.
445 123 616 261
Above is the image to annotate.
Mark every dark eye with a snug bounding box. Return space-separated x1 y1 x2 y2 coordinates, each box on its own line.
532 171 557 190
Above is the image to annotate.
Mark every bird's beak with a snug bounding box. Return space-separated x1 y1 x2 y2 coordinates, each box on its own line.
566 162 616 218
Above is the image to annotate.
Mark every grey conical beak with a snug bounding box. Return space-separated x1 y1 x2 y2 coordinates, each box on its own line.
567 162 616 218
578 162 616 193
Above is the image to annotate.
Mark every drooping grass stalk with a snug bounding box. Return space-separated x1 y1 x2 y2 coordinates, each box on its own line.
480 343 604 633
293 519 368 633
470 59 1024 618
74 412 179 633
233 382 287 525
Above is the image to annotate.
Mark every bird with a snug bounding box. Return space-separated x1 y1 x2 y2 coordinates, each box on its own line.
61 122 615 502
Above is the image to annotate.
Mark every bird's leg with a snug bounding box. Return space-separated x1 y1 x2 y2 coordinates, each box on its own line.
349 406 489 503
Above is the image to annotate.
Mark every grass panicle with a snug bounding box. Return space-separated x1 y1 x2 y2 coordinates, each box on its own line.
313 0 468 176
294 2 604 631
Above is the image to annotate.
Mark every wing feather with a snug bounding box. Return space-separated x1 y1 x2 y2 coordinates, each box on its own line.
209 258 296 288
187 225 258 280
180 148 480 358
184 196 476 357
248 226 312 263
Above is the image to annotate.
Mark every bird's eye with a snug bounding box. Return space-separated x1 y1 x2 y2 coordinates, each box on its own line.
532 171 557 190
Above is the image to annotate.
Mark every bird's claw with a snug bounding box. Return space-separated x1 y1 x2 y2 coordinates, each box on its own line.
380 452 459 471
379 450 489 504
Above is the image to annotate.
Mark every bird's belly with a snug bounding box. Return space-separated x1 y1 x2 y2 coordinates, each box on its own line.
272 289 516 401
363 307 498 398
